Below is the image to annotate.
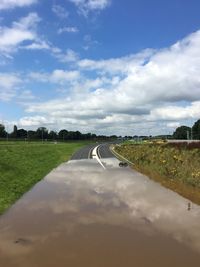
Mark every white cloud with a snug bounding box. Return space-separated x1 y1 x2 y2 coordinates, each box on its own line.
1 16 80 64
150 102 200 121
54 49 79 63
0 0 37 10
166 122 181 129
17 90 35 100
83 34 98 50
0 13 40 54
23 40 50 50
28 72 48 82
0 73 22 101
77 30 200 109
0 12 55 57
51 70 80 83
18 116 54 127
78 49 154 73
10 30 200 135
29 69 80 84
52 4 69 19
69 0 111 16
58 27 79 34
14 12 40 29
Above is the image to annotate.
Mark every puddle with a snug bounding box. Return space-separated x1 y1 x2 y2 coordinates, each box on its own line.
0 158 200 266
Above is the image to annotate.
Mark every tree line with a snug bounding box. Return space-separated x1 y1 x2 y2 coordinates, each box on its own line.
173 119 200 140
1 118 200 141
0 125 118 141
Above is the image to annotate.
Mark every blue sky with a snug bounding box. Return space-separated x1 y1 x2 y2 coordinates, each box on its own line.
0 0 200 135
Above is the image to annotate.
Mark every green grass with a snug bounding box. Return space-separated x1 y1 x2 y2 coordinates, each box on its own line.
114 143 200 204
0 141 92 214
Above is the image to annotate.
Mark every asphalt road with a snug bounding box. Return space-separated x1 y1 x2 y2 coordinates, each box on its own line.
98 143 115 158
71 144 97 160
71 142 115 160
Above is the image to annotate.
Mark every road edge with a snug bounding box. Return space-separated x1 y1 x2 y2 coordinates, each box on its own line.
110 145 134 166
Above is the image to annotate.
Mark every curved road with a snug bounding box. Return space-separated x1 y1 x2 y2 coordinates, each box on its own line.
71 142 115 160
71 144 97 160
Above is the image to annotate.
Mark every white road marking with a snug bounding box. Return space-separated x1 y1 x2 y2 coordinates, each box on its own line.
98 145 102 159
88 146 94 159
91 145 106 169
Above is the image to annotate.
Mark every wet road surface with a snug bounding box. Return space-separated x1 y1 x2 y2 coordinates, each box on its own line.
0 144 200 266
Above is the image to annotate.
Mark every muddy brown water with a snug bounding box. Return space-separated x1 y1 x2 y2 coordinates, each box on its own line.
0 158 200 267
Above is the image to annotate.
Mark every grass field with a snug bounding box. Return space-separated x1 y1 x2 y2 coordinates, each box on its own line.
114 142 200 205
0 141 92 214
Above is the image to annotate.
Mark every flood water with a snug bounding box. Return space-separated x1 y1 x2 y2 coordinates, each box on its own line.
0 158 200 267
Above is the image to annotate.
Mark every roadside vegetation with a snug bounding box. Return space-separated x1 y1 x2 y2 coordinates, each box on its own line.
0 141 92 214
114 141 200 204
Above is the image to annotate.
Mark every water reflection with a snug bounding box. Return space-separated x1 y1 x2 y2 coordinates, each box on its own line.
54 160 200 252
0 158 200 266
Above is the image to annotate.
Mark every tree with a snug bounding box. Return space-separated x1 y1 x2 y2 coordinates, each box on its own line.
91 133 97 139
73 131 82 140
173 126 191 140
17 129 27 138
10 125 18 138
0 124 6 138
85 133 92 139
192 119 200 140
36 127 48 140
49 130 57 140
27 130 37 140
67 131 74 140
58 129 68 140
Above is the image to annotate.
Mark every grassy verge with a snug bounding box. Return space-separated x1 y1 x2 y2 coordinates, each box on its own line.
0 141 92 214
114 142 200 205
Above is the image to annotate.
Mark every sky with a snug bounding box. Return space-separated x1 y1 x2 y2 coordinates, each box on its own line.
1 0 200 136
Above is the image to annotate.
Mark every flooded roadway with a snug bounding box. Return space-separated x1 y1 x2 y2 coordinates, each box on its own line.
0 145 200 266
